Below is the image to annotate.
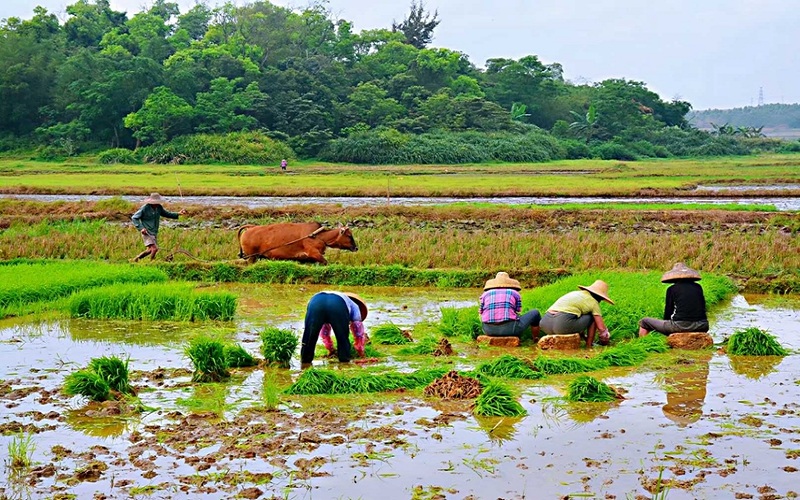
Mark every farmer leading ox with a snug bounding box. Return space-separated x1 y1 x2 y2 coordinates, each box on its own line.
237 222 358 264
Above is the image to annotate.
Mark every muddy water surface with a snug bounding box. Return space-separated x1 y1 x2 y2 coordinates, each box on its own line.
1 287 798 499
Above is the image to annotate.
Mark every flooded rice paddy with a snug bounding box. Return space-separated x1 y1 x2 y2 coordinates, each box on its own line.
1 286 798 499
3 193 800 211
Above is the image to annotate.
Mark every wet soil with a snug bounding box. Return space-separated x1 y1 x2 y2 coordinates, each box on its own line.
0 288 798 499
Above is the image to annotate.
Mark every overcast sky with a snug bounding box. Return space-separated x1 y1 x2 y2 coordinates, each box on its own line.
3 0 798 110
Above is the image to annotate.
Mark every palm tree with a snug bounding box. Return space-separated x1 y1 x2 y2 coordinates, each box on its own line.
510 102 530 122
569 103 599 143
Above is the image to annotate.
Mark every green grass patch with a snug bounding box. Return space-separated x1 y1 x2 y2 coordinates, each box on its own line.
260 327 299 368
727 327 789 356
186 336 230 382
478 355 545 380
372 323 411 345
473 380 527 417
67 282 236 321
629 333 671 353
566 375 618 403
285 368 447 395
0 260 166 318
224 344 258 368
595 343 649 367
397 335 440 355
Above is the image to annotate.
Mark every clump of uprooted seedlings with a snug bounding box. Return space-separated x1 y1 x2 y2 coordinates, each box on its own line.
567 375 620 403
286 368 446 395
372 323 412 344
478 355 544 379
260 327 298 368
424 370 482 399
473 380 526 417
224 343 258 368
726 327 789 356
64 356 134 402
68 282 237 321
186 336 230 382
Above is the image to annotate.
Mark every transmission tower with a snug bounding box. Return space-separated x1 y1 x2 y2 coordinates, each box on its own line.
758 87 764 106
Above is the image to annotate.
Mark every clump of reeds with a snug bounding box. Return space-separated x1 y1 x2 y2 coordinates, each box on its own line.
532 356 607 375
478 355 544 380
7 433 36 469
473 380 526 417
566 375 618 403
224 344 258 368
285 368 447 395
595 344 648 367
186 336 230 382
438 306 482 340
64 370 111 402
88 356 133 394
630 333 670 353
727 327 789 356
372 323 411 345
260 327 298 368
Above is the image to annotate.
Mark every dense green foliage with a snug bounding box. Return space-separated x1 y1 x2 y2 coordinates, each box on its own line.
67 282 237 321
285 367 447 395
88 356 133 394
0 260 166 318
63 370 111 402
566 376 618 403
0 1 781 162
139 131 295 164
259 327 298 368
186 336 230 382
224 344 258 368
727 327 789 356
473 380 526 417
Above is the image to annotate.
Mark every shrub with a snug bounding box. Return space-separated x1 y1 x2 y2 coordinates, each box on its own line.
567 375 618 402
592 142 639 161
474 380 526 417
727 327 789 356
140 131 295 165
224 344 258 368
98 148 140 164
560 139 591 159
260 327 299 368
778 140 800 153
186 336 230 382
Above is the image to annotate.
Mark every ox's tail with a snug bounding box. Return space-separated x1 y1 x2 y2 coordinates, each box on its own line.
237 225 255 259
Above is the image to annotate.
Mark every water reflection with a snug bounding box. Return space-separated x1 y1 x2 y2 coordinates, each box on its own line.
176 382 230 415
661 354 710 426
66 404 137 438
68 319 231 346
728 355 785 380
474 415 521 443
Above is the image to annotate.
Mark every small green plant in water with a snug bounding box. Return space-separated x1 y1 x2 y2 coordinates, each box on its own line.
186 336 230 382
63 370 110 402
88 356 132 394
7 432 36 469
372 323 411 345
727 327 789 356
474 380 526 417
260 327 299 368
224 344 257 368
567 375 617 403
262 371 282 411
478 355 544 379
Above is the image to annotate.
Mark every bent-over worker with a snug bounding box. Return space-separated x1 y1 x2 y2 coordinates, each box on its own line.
539 279 613 347
300 291 368 365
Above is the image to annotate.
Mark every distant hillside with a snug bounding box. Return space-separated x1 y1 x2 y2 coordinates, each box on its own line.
689 104 800 138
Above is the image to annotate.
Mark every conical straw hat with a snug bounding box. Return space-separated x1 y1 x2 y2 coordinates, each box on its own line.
142 192 167 205
578 280 614 304
484 272 521 291
661 263 701 283
344 292 368 320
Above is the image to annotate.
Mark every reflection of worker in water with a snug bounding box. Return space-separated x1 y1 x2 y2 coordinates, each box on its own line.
662 354 711 426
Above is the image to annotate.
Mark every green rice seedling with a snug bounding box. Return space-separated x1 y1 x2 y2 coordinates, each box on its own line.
727 327 789 356
260 327 299 368
63 370 111 402
398 336 439 355
262 370 282 411
285 369 346 395
88 356 132 394
285 368 447 395
595 344 648 367
351 342 383 359
186 336 230 382
7 432 36 469
224 344 257 368
371 323 411 345
567 375 618 403
478 355 545 380
532 356 607 375
474 380 527 417
630 333 670 353
438 306 482 340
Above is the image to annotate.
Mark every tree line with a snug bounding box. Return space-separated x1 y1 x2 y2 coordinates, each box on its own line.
1 0 795 163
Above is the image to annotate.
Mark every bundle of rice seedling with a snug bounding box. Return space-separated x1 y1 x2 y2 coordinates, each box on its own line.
186 336 230 382
372 323 411 345
224 344 257 368
532 356 607 375
286 369 347 395
88 356 132 394
595 344 648 367
260 327 299 368
424 370 482 399
478 355 544 380
438 306 482 340
285 368 447 395
473 380 526 417
567 375 618 403
63 370 111 402
397 336 439 355
350 342 383 359
727 327 789 356
630 334 670 353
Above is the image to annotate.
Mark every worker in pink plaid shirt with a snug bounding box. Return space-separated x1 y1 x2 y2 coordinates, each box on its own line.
479 272 541 341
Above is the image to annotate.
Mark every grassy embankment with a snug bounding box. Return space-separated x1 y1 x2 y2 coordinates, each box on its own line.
1 154 799 197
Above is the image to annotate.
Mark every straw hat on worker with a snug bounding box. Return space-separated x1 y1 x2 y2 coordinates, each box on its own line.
343 292 368 320
661 262 701 283
142 192 167 205
483 272 521 291
578 279 614 304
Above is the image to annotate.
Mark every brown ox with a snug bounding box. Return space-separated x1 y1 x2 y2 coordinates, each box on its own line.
237 222 358 264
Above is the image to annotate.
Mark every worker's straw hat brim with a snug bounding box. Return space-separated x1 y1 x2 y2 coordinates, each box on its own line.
661 263 702 283
484 272 521 291
578 280 614 304
344 292 368 320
